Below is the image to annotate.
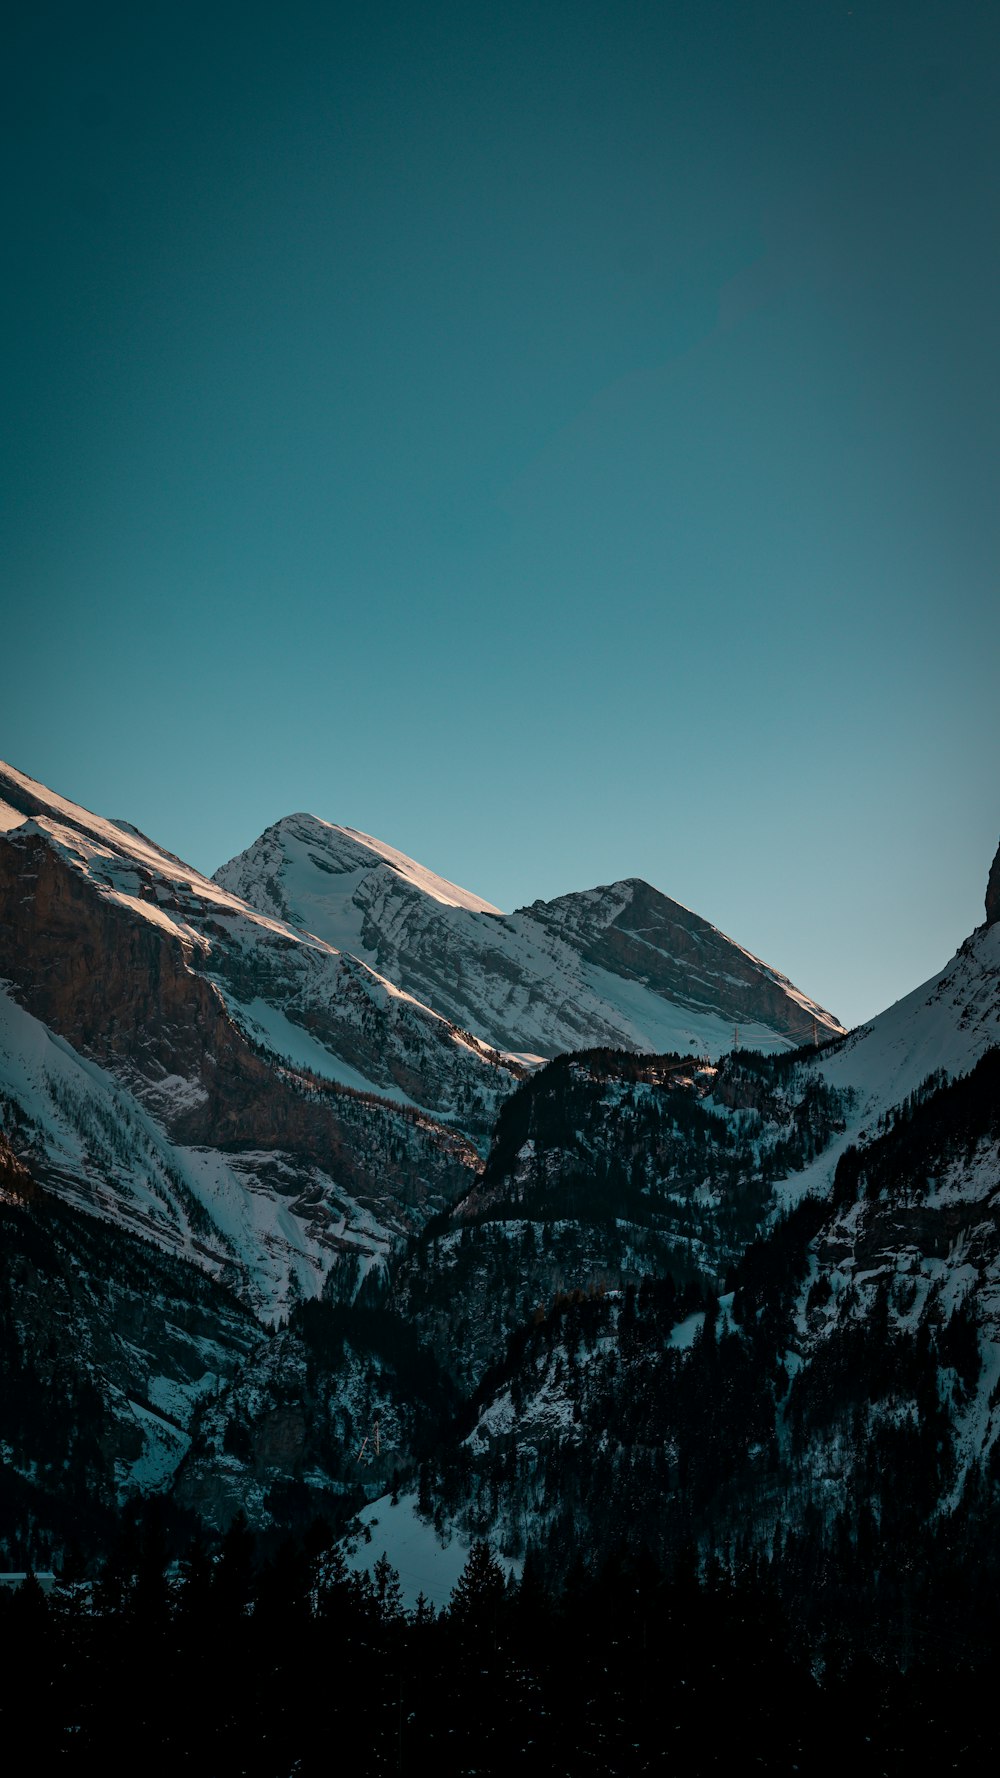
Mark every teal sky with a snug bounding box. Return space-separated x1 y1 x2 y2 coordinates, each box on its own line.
3 0 998 1028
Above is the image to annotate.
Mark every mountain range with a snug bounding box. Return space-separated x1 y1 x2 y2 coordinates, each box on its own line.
2 752 999 1673
0 758 840 1319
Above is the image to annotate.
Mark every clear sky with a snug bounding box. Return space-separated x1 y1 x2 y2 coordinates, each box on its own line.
3 0 998 1030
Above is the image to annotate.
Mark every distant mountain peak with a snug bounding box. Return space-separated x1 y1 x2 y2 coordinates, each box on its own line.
267 812 503 915
217 809 844 1057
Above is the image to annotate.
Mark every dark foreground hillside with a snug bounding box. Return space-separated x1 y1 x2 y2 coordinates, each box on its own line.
4 1519 999 1777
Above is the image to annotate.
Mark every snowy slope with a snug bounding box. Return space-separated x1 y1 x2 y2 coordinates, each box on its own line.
772 915 1000 1208
216 813 843 1060
819 919 1000 1116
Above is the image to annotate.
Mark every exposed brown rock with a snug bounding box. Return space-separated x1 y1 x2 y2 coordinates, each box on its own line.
0 828 477 1227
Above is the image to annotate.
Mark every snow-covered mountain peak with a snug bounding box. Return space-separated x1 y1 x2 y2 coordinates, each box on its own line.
215 812 502 954
327 820 501 915
269 813 501 913
218 811 844 1058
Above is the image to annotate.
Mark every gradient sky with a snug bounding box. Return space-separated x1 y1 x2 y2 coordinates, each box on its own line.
3 0 998 1029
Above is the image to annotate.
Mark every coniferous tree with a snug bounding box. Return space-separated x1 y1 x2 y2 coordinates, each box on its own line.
448 1539 508 1642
